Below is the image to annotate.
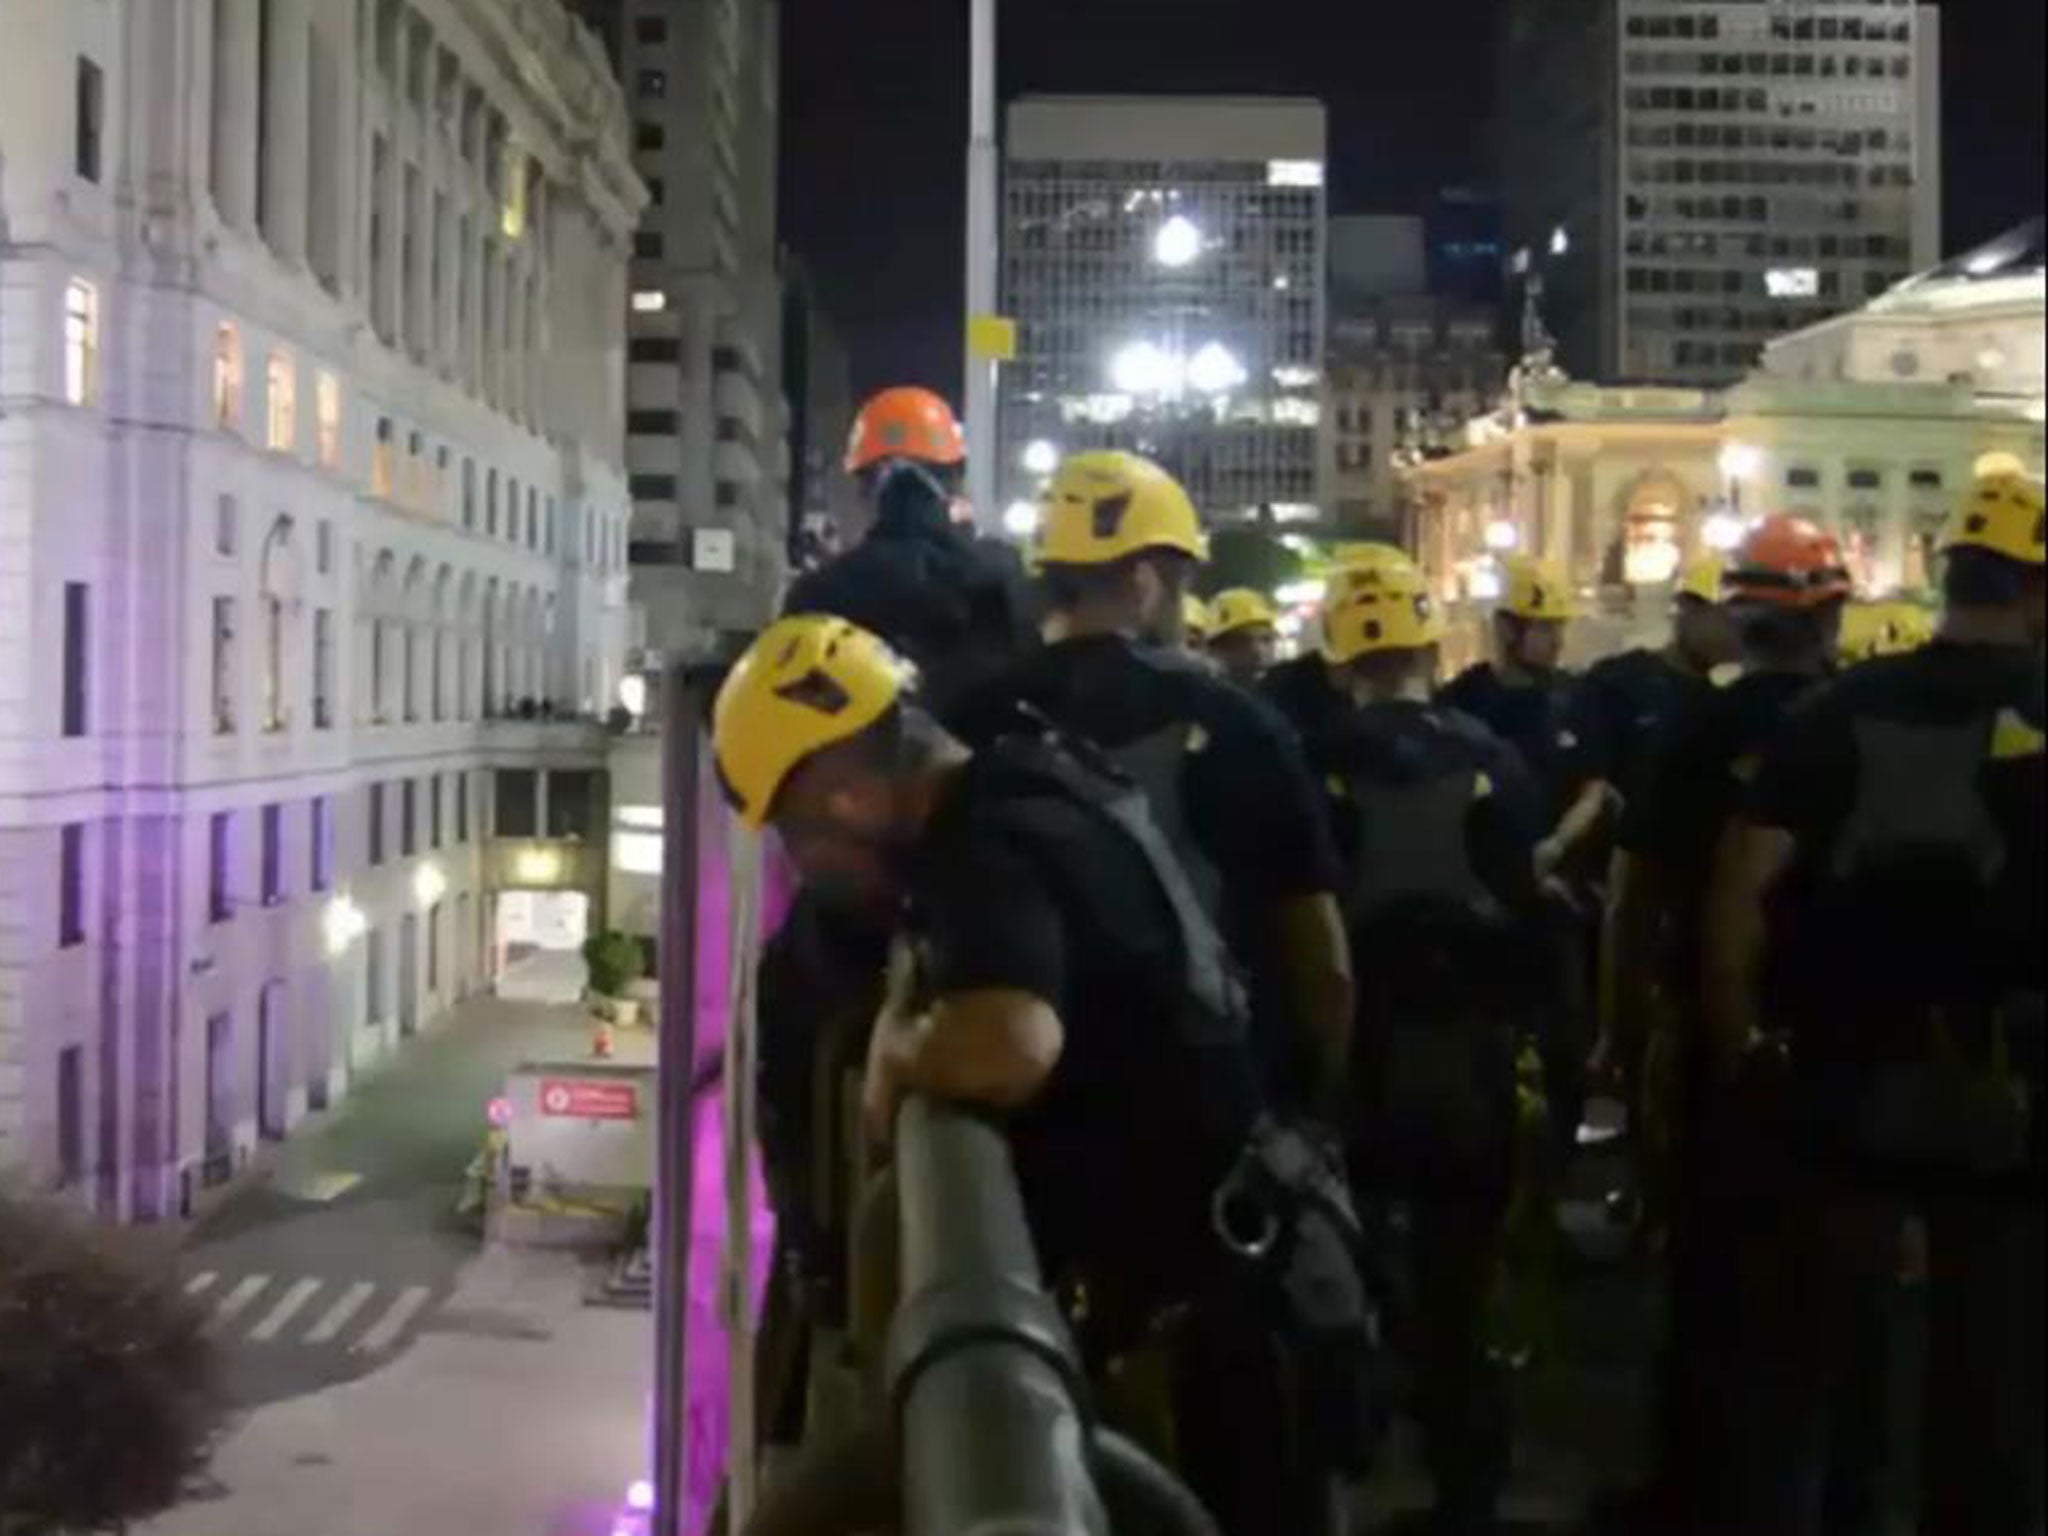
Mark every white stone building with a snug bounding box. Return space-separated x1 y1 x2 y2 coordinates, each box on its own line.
0 0 644 1218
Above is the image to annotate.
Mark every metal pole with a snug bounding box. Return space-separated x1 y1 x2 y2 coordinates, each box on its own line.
888 1097 1110 1536
653 662 703 1536
963 0 1000 532
720 821 764 1529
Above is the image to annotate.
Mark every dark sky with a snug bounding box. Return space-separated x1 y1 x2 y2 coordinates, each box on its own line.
779 0 2046 398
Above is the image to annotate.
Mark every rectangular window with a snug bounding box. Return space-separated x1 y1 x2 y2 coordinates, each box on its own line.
310 796 332 892
60 823 87 947
629 337 681 364
401 779 417 856
266 351 297 452
628 410 680 435
316 372 342 466
211 596 237 733
462 459 477 529
430 773 444 848
214 323 244 429
312 607 334 729
63 279 98 406
316 518 334 574
62 582 89 737
487 468 499 535
633 231 663 260
455 773 469 843
261 803 283 904
636 17 668 43
636 123 664 151
76 56 104 182
629 474 677 500
216 493 238 556
373 417 395 498
368 781 385 866
209 811 233 922
57 1046 85 1188
495 769 537 837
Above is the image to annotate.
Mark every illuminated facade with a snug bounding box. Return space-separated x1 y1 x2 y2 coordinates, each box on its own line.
1502 0 1941 385
0 0 641 1217
999 96 1329 528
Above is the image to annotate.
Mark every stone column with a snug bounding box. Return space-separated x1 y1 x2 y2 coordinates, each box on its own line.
211 0 261 231
261 0 311 265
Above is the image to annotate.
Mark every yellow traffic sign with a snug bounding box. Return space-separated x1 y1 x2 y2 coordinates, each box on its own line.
968 314 1017 363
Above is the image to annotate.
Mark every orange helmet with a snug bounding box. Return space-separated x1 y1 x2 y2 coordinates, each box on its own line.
844 386 967 474
1724 515 1853 609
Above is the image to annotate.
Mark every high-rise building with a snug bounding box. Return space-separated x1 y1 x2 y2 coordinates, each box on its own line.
781 262 860 570
573 0 788 651
0 0 642 1216
1000 97 1329 529
1501 0 1941 386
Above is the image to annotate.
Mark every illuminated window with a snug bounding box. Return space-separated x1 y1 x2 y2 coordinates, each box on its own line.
316 372 342 467
214 322 243 429
267 351 297 452
212 596 237 734
500 143 527 238
372 416 395 498
631 289 668 313
63 279 99 406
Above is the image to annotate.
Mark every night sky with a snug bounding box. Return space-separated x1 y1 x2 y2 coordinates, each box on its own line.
779 0 2046 398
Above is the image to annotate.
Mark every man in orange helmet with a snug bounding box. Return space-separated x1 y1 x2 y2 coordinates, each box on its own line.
783 385 1034 725
1600 516 1848 1532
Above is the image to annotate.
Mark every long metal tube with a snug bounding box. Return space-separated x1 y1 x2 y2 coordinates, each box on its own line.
963 0 1000 531
652 663 704 1536
889 1096 1109 1536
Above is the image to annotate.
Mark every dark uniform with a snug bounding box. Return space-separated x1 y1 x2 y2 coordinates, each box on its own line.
1262 649 1351 758
1741 640 2045 1536
904 729 1359 1536
1437 661 1587 822
1318 699 1547 1528
956 634 1346 1109
1617 669 1820 1525
1571 647 1718 813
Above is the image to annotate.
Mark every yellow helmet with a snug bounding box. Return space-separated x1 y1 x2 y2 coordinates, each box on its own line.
1182 592 1212 641
1327 543 1420 606
1209 588 1279 638
1944 472 2045 567
1037 450 1208 567
1678 555 1726 605
712 616 915 829
1324 561 1445 664
1501 557 1578 621
1839 600 1935 664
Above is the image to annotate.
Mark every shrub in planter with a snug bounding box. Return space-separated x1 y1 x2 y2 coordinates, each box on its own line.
582 929 645 1003
0 1192 226 1534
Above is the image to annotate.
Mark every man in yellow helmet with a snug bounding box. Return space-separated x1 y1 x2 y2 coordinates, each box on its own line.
1207 587 1282 688
714 613 1370 1536
955 450 1353 1123
1316 558 1549 1533
1262 543 1420 756
1704 471 2045 1530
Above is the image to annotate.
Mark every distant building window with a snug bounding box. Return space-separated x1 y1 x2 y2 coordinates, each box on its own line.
629 337 681 363
60 823 87 947
495 769 538 837
401 779 417 856
430 773 444 849
76 57 104 182
1786 466 1822 489
1846 467 1883 490
316 371 342 466
635 16 667 42
373 416 396 498
211 596 237 733
1909 467 1943 490
62 582 89 738
636 124 664 151
316 518 334 574
216 493 238 556
637 69 667 98
455 773 470 843
310 796 332 892
261 803 283 904
64 279 99 406
462 459 477 528
629 474 677 500
368 782 385 866
628 410 680 435
57 1045 85 1187
209 811 233 922
214 323 244 429
646 177 665 207
633 231 664 260
312 607 334 729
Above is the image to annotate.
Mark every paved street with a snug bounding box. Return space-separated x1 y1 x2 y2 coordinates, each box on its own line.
147 966 658 1536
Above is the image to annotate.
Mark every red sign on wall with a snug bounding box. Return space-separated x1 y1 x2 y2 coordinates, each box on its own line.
538 1078 640 1121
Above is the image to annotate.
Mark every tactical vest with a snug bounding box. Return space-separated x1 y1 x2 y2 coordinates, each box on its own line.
1102 722 1227 925
1334 763 1502 930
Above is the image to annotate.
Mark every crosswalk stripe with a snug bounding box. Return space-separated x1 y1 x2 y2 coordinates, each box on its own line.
352 1284 433 1354
247 1278 323 1343
208 1274 271 1330
304 1281 377 1345
184 1271 219 1298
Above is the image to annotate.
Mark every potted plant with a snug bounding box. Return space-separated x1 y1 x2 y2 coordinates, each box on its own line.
582 929 647 1027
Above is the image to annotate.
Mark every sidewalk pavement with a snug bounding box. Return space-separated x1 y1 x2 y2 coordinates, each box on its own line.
148 1245 650 1536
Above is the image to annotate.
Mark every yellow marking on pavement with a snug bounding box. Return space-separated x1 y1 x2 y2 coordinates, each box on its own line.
304 1281 376 1344
248 1278 323 1342
208 1274 272 1330
352 1285 433 1354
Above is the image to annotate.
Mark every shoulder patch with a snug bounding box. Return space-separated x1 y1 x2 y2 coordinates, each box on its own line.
1991 707 2045 761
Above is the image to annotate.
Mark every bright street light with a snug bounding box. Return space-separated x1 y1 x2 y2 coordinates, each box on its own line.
1718 442 1763 481
1484 519 1519 552
1110 340 1179 396
1549 224 1570 257
322 895 367 957
1702 511 1746 552
1020 439 1060 475
617 673 648 718
1002 499 1041 538
1152 215 1203 268
1186 341 1247 395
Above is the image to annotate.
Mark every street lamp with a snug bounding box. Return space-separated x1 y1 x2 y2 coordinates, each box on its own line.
1702 511 1746 551
1484 518 1520 552
1002 499 1041 538
1110 340 1179 397
1186 341 1246 395
1153 215 1203 268
1020 439 1060 476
